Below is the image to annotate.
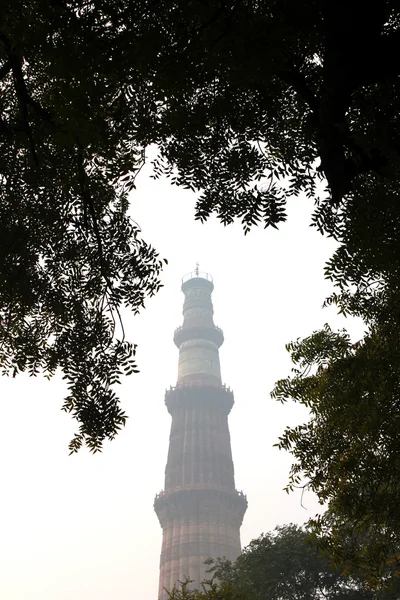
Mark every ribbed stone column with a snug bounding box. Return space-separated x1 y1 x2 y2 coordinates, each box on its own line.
154 270 247 600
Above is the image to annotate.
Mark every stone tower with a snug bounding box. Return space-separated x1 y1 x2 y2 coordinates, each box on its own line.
154 268 247 599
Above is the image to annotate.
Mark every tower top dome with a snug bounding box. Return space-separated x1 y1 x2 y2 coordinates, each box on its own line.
181 263 213 293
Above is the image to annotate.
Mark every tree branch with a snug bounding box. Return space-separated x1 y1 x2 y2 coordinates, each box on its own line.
9 54 38 164
279 68 319 113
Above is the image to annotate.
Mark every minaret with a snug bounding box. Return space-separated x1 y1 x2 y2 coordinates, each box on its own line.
154 267 247 599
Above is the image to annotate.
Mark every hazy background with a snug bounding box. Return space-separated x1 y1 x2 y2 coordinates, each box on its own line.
0 162 364 599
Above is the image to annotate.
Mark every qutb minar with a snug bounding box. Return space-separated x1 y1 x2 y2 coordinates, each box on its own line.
154 267 247 599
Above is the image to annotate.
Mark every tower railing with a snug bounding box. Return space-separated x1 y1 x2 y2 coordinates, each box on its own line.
166 381 232 393
182 271 213 284
173 323 224 348
155 485 247 501
174 324 223 335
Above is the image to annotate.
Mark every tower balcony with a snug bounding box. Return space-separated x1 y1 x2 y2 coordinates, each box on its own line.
165 382 234 415
174 324 224 348
154 485 247 528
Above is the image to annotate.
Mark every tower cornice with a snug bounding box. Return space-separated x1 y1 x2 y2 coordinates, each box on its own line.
154 486 248 528
173 325 224 348
164 383 234 415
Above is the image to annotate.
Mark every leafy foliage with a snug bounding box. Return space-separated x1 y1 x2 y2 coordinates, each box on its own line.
166 579 249 600
0 1 167 452
143 0 400 237
209 524 383 600
273 293 400 582
271 127 400 580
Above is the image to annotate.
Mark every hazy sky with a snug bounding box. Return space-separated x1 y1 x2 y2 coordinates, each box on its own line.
0 160 364 599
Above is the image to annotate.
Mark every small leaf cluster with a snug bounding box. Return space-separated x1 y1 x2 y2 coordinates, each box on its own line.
166 578 249 600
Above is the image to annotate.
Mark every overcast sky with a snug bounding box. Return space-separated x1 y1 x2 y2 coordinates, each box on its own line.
0 160 364 600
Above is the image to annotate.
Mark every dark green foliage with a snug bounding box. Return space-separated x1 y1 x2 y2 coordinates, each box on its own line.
166 579 249 600
271 150 400 582
211 525 400 600
210 525 378 600
0 1 166 452
144 0 400 237
273 305 400 583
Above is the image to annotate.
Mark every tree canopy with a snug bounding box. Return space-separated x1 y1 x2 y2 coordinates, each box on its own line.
211 524 381 600
146 0 400 233
272 298 400 582
0 1 168 452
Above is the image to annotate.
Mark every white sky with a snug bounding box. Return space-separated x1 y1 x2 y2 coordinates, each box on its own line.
0 161 365 600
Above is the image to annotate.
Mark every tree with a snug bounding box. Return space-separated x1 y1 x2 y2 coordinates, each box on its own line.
270 132 400 583
0 1 168 452
146 0 400 239
272 300 400 584
210 524 379 600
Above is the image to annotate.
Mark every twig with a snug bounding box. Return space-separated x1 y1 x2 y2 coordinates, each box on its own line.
77 150 126 343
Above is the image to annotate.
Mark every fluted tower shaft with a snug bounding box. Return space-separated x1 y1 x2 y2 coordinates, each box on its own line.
154 271 247 599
